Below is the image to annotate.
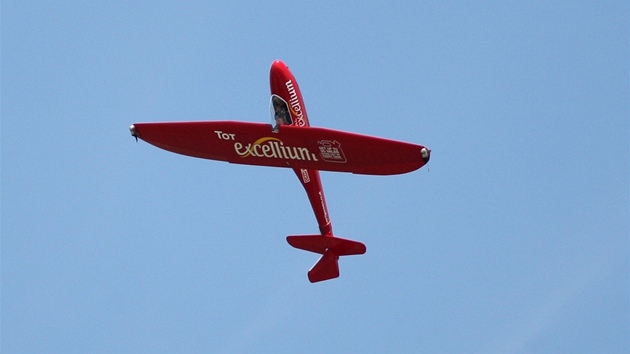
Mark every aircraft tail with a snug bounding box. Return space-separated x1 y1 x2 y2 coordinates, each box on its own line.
286 235 366 283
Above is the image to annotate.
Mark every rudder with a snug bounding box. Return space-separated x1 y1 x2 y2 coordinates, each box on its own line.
308 250 340 283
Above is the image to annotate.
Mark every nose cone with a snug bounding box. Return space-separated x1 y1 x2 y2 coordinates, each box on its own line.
270 60 288 73
270 60 293 83
421 147 431 164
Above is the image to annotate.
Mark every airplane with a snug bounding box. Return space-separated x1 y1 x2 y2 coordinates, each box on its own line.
129 60 431 282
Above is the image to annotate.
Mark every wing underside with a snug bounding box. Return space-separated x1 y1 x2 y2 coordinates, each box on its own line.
130 121 430 175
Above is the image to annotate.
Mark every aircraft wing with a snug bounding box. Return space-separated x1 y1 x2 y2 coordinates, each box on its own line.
130 121 430 175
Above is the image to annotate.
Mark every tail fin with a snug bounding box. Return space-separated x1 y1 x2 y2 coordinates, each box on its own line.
308 250 339 283
286 235 366 283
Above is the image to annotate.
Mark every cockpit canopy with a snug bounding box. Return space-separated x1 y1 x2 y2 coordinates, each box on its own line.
270 94 292 131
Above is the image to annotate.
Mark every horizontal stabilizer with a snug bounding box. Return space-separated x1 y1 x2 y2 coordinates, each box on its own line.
286 235 366 256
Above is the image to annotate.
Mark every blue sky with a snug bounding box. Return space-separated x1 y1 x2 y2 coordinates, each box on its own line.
2 1 628 353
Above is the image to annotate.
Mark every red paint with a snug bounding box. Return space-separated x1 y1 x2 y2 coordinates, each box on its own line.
130 60 430 282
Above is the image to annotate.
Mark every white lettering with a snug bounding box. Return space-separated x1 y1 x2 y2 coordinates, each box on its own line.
319 191 329 224
285 80 306 126
261 144 275 158
233 137 317 162
214 130 235 140
234 142 248 156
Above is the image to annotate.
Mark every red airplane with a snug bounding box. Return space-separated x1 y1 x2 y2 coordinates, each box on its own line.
130 60 430 282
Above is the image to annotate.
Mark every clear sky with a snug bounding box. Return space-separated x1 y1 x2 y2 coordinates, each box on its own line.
2 2 628 353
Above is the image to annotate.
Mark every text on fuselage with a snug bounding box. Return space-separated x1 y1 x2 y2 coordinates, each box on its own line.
285 80 306 127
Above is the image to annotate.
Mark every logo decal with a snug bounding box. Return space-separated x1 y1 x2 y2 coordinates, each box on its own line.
234 137 319 162
301 169 310 183
285 80 306 127
318 140 347 163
